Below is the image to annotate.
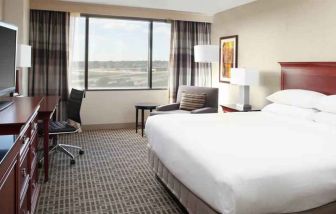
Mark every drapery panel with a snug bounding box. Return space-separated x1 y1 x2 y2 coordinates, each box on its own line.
29 10 70 119
169 21 212 102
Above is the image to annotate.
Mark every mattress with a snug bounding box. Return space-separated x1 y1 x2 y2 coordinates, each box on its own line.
145 112 336 214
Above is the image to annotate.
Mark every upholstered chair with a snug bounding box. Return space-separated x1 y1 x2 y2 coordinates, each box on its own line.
150 86 218 116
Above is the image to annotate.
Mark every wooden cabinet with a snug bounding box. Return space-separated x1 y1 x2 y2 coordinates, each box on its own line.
0 97 41 214
0 157 18 214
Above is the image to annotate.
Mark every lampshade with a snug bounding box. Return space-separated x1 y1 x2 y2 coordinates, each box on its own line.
194 45 219 63
17 44 31 68
230 68 259 86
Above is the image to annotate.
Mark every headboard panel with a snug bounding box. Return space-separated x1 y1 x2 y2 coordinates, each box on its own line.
279 62 336 95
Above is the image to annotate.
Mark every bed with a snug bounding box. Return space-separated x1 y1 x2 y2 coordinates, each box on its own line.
145 62 336 214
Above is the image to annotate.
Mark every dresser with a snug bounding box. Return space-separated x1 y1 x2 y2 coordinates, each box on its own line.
0 97 42 214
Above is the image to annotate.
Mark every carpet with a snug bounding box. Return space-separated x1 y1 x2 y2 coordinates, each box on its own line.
36 129 185 214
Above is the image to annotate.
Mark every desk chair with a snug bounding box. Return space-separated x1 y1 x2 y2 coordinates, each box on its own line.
39 89 85 165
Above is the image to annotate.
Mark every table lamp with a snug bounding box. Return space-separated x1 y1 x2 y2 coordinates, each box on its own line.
16 44 32 94
194 45 218 87
194 45 218 63
230 68 259 111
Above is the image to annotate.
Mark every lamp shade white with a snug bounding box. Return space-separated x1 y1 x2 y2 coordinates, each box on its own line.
17 44 31 68
230 68 259 86
194 45 218 63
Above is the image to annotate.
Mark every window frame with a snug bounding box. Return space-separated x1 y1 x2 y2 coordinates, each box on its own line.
79 14 170 91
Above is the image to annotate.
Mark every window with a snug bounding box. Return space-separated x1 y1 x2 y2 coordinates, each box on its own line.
70 16 171 90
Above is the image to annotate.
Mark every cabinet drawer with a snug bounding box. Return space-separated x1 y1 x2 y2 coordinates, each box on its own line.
30 135 38 172
30 165 39 214
19 131 31 156
0 160 17 214
19 146 30 200
30 120 38 138
19 187 29 214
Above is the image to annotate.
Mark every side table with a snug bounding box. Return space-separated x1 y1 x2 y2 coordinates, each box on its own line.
135 103 158 137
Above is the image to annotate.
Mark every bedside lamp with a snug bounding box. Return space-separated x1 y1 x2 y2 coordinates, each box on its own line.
230 68 259 111
194 45 219 86
194 45 218 63
16 44 32 94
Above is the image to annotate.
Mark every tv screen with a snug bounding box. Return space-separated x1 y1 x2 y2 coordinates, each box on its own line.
0 22 17 96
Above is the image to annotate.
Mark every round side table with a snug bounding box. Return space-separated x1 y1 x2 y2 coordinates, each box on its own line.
135 103 158 137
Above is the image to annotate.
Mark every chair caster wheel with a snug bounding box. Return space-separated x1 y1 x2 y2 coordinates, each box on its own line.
70 159 75 165
79 150 84 155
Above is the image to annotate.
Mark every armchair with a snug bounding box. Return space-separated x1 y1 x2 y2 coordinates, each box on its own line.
151 86 218 115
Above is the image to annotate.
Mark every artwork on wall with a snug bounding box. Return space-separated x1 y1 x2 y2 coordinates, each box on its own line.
219 35 238 83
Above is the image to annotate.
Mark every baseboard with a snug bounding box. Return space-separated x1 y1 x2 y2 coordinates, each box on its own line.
82 123 134 130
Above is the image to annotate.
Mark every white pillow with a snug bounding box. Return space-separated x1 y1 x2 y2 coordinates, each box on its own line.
262 103 318 120
266 89 325 109
315 95 336 114
313 112 336 126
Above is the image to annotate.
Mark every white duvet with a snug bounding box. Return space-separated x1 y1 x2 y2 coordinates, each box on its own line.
145 112 336 214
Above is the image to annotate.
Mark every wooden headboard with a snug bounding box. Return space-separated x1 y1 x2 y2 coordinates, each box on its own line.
279 62 336 95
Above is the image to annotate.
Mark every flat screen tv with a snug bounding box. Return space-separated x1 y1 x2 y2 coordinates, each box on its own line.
0 21 17 110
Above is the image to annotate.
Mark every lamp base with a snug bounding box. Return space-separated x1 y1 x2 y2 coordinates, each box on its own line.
235 103 252 111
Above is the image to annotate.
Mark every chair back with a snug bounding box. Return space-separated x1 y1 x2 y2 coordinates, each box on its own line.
67 89 85 124
176 86 218 109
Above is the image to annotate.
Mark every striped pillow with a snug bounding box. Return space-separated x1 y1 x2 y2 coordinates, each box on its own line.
179 92 207 111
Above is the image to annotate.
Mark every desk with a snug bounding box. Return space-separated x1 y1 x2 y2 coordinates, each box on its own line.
38 96 60 182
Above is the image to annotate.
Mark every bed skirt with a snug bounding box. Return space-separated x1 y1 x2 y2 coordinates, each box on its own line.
148 146 336 214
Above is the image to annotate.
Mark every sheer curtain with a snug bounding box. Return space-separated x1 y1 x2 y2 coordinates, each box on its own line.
68 13 85 90
169 20 212 102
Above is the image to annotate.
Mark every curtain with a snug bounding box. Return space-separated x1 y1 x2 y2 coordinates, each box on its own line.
169 20 212 102
29 10 70 119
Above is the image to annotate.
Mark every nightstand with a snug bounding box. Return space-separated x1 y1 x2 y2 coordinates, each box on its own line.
220 104 261 113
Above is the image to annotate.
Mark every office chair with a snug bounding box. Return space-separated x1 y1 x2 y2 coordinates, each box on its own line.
39 89 85 165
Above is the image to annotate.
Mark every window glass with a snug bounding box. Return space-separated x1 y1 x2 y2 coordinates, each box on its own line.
69 17 171 90
88 18 149 89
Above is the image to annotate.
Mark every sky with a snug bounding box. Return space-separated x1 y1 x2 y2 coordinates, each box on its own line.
72 17 171 62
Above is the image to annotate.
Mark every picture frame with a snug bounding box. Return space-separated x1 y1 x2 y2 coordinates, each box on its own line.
219 35 238 83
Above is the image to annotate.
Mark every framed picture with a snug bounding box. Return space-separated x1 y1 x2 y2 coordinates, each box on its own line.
219 35 238 83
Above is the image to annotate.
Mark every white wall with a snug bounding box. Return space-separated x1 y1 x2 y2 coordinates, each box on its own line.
0 0 3 19
81 90 168 126
212 0 336 108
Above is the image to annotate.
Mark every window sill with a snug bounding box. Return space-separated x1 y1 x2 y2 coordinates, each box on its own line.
85 88 168 92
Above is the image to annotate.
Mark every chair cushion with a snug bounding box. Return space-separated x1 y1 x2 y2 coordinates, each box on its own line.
49 121 77 134
39 121 78 134
179 92 207 111
150 110 190 116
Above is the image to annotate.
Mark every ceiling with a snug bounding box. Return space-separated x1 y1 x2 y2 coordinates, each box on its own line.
60 0 256 15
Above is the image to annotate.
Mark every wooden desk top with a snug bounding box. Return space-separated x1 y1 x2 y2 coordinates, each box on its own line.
0 97 42 134
38 96 60 114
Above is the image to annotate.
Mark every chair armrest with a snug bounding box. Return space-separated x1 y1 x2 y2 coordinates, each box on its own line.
156 103 180 111
191 107 218 114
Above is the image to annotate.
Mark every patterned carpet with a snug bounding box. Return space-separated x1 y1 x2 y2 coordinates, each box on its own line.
36 129 185 214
